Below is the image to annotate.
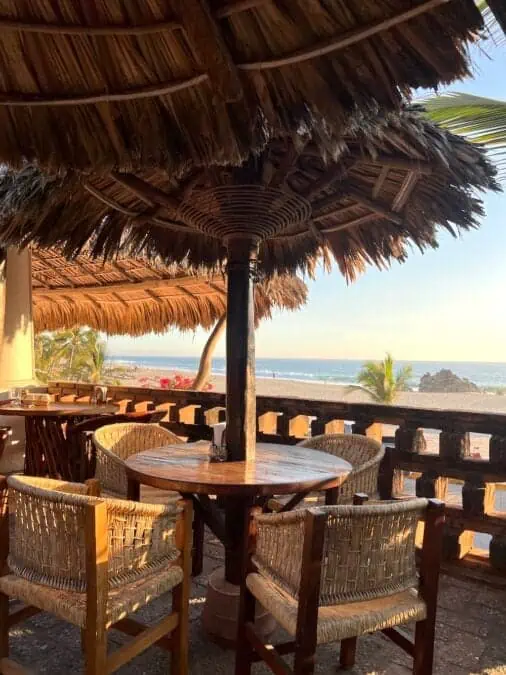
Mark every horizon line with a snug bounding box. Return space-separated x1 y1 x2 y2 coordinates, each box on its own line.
107 352 506 366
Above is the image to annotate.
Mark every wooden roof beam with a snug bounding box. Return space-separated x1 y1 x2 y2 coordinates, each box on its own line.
392 172 419 212
109 172 180 211
215 0 268 19
175 0 244 102
346 188 404 225
32 276 217 298
0 74 208 106
238 0 450 70
312 203 359 223
364 156 433 175
372 166 390 198
303 161 355 200
321 212 380 234
83 181 191 233
0 18 182 35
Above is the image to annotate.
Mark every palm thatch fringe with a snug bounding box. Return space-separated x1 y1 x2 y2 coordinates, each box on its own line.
0 0 494 171
0 108 499 281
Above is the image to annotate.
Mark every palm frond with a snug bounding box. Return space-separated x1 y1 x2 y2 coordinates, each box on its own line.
477 0 506 45
355 354 412 404
423 92 506 179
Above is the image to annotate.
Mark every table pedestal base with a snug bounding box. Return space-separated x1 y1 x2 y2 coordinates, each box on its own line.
202 567 276 647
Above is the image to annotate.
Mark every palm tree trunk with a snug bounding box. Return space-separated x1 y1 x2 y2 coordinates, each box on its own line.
192 314 226 391
68 343 76 380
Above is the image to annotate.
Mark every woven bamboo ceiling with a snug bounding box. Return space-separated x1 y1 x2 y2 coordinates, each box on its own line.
1 109 499 280
0 0 503 170
31 249 307 335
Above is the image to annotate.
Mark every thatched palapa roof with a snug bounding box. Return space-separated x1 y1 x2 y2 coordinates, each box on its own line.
31 249 307 335
0 0 500 171
0 109 499 280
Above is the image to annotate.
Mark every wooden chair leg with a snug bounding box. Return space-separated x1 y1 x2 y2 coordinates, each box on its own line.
83 624 107 675
171 583 189 675
413 500 444 675
235 584 256 675
413 619 434 675
172 500 192 675
292 511 326 675
0 593 9 659
340 637 357 670
192 512 204 577
293 650 316 675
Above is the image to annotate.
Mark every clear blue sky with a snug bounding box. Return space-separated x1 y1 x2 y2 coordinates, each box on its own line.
109 39 506 363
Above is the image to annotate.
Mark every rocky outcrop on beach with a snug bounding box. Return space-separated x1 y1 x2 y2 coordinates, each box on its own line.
419 369 480 393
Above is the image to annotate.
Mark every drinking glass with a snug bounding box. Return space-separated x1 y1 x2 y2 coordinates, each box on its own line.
9 388 21 406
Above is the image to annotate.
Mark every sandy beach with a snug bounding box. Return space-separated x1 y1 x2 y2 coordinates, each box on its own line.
120 364 506 413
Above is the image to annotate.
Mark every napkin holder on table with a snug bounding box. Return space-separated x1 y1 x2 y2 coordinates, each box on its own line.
21 392 51 407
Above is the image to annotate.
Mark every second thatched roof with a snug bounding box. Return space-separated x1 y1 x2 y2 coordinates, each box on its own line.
31 248 307 335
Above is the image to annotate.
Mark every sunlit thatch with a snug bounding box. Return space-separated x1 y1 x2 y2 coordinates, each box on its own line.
31 249 307 335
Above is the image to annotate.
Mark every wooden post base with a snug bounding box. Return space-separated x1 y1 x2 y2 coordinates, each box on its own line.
202 567 275 647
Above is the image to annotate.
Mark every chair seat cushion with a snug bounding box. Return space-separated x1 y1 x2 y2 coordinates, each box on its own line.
246 573 426 644
0 562 184 629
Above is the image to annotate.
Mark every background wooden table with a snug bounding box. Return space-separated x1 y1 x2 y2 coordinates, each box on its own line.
0 402 117 479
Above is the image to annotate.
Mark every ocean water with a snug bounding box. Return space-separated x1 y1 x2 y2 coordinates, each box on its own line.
109 356 506 390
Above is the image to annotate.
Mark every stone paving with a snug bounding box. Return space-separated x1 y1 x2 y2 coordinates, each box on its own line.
5 530 506 674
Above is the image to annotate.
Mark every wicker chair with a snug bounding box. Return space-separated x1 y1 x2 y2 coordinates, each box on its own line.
268 433 384 511
0 475 192 674
236 496 445 675
66 409 169 482
93 422 182 498
93 422 205 577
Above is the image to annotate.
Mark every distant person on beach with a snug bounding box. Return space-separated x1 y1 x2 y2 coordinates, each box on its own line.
272 371 276 379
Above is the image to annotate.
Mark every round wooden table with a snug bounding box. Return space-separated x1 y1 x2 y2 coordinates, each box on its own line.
126 441 351 644
0 402 117 479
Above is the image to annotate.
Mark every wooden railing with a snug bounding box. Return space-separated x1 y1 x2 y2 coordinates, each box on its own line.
49 381 506 586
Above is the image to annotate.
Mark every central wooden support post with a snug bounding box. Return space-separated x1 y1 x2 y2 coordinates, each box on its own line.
203 238 276 645
225 238 258 463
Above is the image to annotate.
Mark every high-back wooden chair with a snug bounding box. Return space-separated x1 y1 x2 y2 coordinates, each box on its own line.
0 475 192 674
236 496 444 675
93 422 181 498
66 409 168 481
93 421 205 577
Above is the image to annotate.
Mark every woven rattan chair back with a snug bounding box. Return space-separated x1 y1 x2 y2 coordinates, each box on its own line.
298 434 385 503
254 498 427 606
93 423 180 497
7 475 180 593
